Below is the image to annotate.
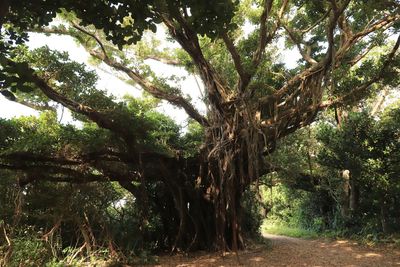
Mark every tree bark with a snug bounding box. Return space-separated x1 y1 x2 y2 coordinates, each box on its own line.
0 0 9 27
379 193 390 234
340 170 350 218
349 176 359 213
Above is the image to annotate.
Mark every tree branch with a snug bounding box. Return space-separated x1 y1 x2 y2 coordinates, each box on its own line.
5 96 56 112
34 24 209 126
89 50 209 126
144 55 181 66
321 34 400 108
71 22 109 60
160 11 229 114
282 24 318 65
221 31 250 92
0 149 185 187
0 0 9 28
4 57 139 147
0 151 132 186
253 0 288 67
253 0 274 65
325 0 351 63
0 152 82 165
300 8 331 34
346 41 378 66
352 13 400 42
335 13 400 62
0 163 106 182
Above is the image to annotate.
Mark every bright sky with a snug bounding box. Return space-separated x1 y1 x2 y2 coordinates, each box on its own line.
0 29 301 127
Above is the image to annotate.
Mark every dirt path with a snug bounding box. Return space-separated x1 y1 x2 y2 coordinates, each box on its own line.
151 234 400 266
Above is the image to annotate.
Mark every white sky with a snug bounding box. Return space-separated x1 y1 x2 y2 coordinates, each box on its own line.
0 29 301 127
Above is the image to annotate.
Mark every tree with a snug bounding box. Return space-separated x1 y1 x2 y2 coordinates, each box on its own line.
316 103 400 234
0 0 399 251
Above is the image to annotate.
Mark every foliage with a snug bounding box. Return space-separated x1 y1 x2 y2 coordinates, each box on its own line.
3 235 53 267
240 187 264 237
0 169 162 266
263 101 400 240
317 105 400 232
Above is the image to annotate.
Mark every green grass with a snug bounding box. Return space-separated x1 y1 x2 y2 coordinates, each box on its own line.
261 222 319 239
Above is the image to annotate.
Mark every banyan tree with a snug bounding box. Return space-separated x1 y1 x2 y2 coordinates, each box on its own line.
0 0 399 251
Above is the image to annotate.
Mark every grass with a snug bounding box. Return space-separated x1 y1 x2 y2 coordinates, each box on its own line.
261 221 400 247
261 221 319 239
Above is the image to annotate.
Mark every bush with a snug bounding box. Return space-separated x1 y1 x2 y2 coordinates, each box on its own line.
7 236 52 267
241 187 264 237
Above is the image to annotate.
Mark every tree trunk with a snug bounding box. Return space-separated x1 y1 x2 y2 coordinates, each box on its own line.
0 0 9 27
349 173 359 213
203 105 267 251
148 105 268 252
340 170 350 218
379 193 390 234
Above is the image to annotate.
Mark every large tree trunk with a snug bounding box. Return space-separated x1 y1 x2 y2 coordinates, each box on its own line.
202 106 267 251
142 105 268 252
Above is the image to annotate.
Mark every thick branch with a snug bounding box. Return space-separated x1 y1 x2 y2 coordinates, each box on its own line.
352 14 400 42
253 0 274 66
221 31 250 92
346 42 378 66
144 55 181 66
269 62 325 100
0 152 81 165
253 0 288 67
4 57 137 147
34 25 209 126
19 173 110 185
90 50 209 126
261 33 398 143
0 149 186 189
335 13 400 61
0 163 106 182
6 96 56 112
0 150 132 166
161 12 229 113
264 35 398 140
238 0 288 97
325 0 351 63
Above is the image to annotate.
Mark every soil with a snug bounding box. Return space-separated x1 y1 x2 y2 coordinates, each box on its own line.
147 234 400 267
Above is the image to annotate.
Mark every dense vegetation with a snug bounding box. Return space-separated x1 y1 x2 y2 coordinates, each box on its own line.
0 0 399 265
263 101 400 240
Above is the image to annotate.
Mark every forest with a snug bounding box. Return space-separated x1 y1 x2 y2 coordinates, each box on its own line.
0 0 399 266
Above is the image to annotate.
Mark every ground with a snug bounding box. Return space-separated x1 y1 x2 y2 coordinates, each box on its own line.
148 234 400 267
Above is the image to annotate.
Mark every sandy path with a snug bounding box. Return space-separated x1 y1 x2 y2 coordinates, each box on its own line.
150 234 400 267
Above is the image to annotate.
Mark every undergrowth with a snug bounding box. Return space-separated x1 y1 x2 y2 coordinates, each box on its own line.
261 221 319 239
261 220 400 248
